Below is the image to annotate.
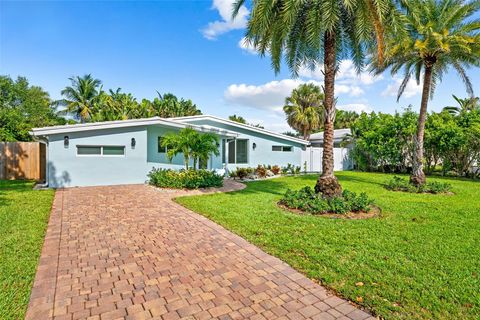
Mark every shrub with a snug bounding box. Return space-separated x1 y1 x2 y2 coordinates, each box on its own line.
147 168 223 189
256 165 268 178
271 165 281 175
280 186 374 214
384 176 452 194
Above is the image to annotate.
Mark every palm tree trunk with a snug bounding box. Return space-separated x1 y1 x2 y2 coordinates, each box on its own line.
410 64 433 186
314 31 342 197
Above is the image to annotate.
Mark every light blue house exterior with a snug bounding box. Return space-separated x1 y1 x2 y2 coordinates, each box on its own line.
32 116 308 188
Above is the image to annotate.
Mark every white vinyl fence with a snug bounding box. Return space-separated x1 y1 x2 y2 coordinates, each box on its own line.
301 146 353 172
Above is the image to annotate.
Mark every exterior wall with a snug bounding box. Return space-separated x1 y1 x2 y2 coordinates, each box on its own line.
47 126 148 188
181 119 304 171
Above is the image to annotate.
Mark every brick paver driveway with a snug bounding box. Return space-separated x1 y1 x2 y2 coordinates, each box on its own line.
26 183 373 320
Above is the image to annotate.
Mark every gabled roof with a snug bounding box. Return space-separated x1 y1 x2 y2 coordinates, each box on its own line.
309 128 351 142
172 115 309 145
31 117 239 137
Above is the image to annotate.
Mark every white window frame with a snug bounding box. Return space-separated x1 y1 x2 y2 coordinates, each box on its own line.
272 145 293 152
76 145 126 157
226 139 249 164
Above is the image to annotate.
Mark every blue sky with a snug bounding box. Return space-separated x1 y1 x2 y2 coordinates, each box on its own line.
1 0 479 132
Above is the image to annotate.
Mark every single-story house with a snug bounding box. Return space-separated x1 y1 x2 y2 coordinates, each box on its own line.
31 115 309 188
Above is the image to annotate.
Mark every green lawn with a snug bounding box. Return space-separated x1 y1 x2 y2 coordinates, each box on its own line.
176 171 480 320
0 181 54 319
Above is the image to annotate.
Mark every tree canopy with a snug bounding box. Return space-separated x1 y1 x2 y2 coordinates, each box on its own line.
0 76 66 141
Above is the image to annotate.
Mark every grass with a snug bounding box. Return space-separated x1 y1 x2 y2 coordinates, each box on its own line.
0 180 54 319
176 171 480 320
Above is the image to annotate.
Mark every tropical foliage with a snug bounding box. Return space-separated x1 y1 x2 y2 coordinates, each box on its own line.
443 94 480 115
234 0 396 197
57 74 102 122
228 114 247 124
147 168 223 189
371 0 480 186
160 128 219 170
57 74 202 122
0 76 66 141
283 83 324 140
348 108 480 178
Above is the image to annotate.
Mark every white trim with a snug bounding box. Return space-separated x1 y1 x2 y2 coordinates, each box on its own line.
76 145 126 157
171 115 309 145
31 117 239 137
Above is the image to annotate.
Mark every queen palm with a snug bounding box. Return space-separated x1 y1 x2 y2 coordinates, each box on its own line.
372 0 480 186
284 83 324 140
58 74 102 122
234 0 395 196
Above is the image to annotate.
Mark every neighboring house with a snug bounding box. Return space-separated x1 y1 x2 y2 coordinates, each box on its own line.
31 115 309 188
302 129 353 172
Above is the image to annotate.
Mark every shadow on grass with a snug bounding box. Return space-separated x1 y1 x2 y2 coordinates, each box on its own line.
0 180 34 206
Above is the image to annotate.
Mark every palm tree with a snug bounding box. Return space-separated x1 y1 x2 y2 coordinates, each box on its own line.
283 83 324 140
161 127 198 169
161 128 219 170
443 94 480 115
153 93 202 118
335 110 360 129
58 74 102 122
233 0 394 197
372 0 480 186
191 133 220 169
229 114 247 124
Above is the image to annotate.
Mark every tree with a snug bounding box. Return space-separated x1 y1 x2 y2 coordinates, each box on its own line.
335 110 360 129
0 75 65 141
443 94 480 115
234 0 394 197
152 93 202 118
191 133 220 169
371 0 480 186
229 114 247 124
57 74 102 122
161 128 219 170
283 83 324 140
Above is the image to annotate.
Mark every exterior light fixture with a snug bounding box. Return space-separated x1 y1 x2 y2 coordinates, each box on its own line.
64 136 69 148
131 138 136 148
252 142 257 150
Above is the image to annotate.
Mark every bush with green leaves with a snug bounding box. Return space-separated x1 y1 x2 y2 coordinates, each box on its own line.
147 168 223 189
280 186 374 214
384 176 452 194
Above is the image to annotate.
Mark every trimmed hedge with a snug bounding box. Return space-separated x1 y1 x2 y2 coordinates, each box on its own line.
147 168 223 189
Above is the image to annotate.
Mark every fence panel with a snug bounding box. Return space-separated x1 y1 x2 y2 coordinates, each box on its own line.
0 142 45 181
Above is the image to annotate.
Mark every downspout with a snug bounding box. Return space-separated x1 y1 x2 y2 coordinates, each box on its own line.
32 135 49 188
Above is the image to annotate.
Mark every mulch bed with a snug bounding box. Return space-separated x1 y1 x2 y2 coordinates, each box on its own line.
278 203 382 220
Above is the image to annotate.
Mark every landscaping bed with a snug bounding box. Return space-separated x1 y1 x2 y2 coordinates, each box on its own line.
176 172 480 319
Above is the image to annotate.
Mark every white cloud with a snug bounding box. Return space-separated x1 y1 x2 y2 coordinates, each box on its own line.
299 60 383 86
238 37 258 54
382 76 423 98
224 78 366 112
337 103 372 113
202 0 249 40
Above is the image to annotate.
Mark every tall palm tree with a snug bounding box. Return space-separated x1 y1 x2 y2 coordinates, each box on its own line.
372 0 480 186
58 74 102 122
191 133 220 169
443 94 480 115
233 0 395 197
153 92 202 118
284 83 324 140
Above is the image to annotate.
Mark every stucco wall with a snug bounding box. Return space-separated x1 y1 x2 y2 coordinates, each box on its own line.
181 119 305 171
47 126 148 188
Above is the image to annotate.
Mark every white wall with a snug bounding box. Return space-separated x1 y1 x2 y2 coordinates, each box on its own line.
302 146 353 172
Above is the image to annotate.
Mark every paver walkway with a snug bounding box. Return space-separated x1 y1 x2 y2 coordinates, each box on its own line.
26 182 373 320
